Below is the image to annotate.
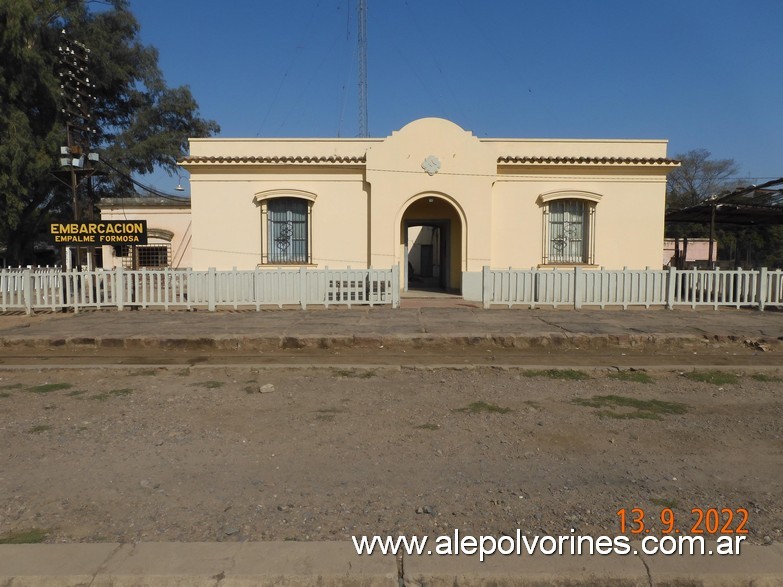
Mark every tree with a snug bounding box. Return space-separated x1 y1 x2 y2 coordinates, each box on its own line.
666 149 739 209
0 0 219 265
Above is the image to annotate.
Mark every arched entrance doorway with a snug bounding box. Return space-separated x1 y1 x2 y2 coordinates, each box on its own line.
400 195 464 293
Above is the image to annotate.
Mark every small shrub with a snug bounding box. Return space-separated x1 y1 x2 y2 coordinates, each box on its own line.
573 395 687 420
682 371 738 385
27 383 72 394
0 528 48 544
415 423 440 430
90 389 132 401
333 368 376 379
192 381 224 389
750 373 783 383
455 401 511 414
522 369 590 381
27 425 52 434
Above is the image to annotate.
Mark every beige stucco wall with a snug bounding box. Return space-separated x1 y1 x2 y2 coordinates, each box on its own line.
181 117 677 292
189 169 368 270
491 172 668 269
98 201 192 269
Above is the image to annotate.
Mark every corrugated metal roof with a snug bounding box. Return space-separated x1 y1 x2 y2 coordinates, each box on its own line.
666 178 783 225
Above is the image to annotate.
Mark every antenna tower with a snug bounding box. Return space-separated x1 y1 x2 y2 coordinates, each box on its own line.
357 0 368 137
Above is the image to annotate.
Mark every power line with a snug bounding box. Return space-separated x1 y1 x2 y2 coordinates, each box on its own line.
99 158 190 202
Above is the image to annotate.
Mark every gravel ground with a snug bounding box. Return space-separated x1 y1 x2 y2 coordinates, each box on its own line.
0 365 781 545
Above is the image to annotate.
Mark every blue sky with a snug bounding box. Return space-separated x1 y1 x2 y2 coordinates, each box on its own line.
127 0 783 193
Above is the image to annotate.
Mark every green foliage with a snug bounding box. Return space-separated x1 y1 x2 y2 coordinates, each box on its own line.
27 382 72 393
191 380 224 389
27 424 53 433
751 373 783 383
572 395 687 420
682 371 738 385
415 423 441 430
454 401 512 414
0 0 219 264
90 388 133 400
0 528 48 544
521 369 590 380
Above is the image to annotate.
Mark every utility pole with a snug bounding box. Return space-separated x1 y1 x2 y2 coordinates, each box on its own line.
358 0 368 137
55 30 98 269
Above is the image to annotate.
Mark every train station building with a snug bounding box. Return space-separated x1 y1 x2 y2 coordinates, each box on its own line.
101 117 678 298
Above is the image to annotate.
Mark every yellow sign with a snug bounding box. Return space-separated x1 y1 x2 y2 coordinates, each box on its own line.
49 221 148 245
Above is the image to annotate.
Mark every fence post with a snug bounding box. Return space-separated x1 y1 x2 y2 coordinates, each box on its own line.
23 269 32 316
300 267 307 310
713 266 720 311
758 267 768 312
208 267 216 312
666 267 676 310
622 267 630 310
116 266 124 311
573 267 582 310
482 266 491 309
230 266 237 310
395 264 401 308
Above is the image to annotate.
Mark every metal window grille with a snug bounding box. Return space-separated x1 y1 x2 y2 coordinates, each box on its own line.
267 198 309 264
137 245 170 268
119 245 171 269
546 200 593 264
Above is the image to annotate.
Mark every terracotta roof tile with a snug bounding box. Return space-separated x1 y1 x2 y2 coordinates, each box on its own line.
498 156 679 166
180 155 366 165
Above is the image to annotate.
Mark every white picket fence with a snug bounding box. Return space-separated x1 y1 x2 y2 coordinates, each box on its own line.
483 266 783 310
3 265 782 313
0 266 399 313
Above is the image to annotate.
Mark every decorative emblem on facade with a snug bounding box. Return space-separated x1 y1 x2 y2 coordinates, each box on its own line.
421 155 441 176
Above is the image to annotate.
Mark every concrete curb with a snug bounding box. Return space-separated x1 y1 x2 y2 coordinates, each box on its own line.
0 542 781 586
0 332 780 353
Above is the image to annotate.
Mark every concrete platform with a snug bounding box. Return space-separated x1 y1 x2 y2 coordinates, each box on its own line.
1 541 781 586
0 306 781 356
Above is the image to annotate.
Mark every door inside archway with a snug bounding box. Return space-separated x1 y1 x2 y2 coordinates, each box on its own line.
401 197 462 293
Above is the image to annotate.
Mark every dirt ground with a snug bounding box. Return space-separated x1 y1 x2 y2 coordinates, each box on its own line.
0 365 781 545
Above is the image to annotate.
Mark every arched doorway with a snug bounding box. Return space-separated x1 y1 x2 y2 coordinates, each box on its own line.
400 195 464 293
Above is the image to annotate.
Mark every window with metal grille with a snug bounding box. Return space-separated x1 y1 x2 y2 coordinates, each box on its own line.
137 245 170 268
267 198 309 264
544 199 594 264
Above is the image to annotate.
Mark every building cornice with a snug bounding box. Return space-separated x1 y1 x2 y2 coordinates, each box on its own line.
179 155 367 165
497 156 679 166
